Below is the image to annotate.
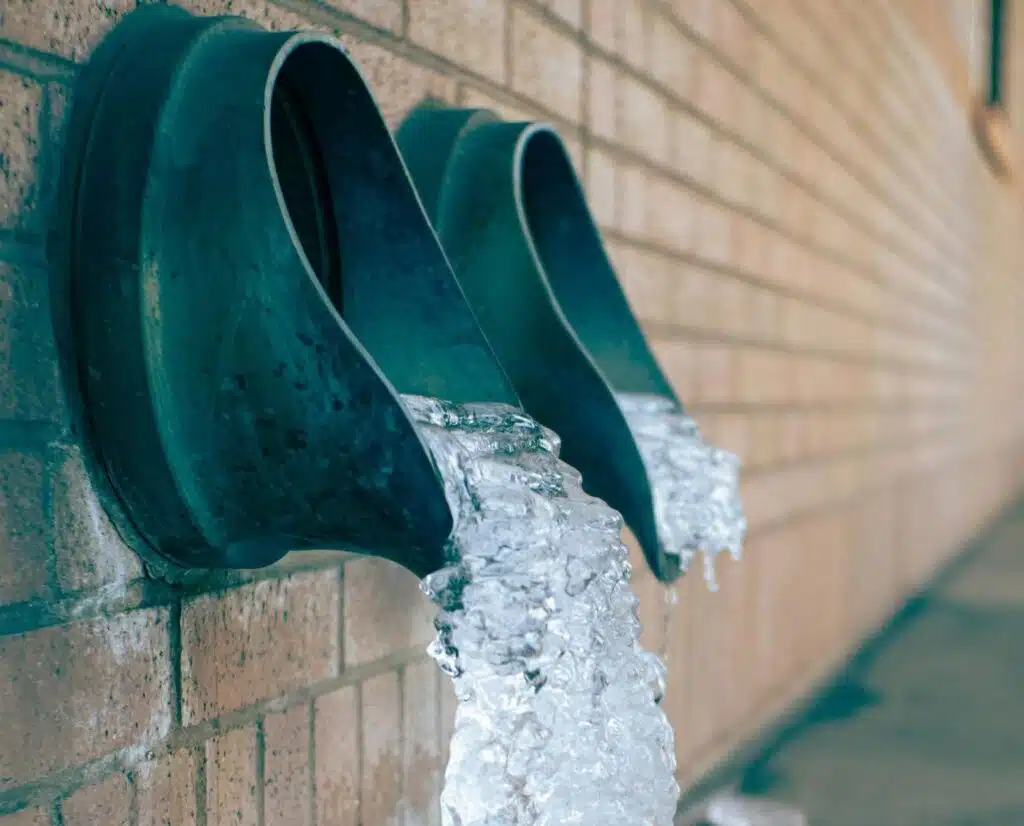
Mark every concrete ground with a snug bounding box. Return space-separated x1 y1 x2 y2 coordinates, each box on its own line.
733 504 1024 826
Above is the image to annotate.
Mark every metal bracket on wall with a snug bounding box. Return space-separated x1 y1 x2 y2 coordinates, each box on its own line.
52 5 519 577
396 108 685 583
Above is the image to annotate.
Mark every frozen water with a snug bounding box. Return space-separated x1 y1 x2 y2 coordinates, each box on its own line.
616 394 747 590
405 395 679 826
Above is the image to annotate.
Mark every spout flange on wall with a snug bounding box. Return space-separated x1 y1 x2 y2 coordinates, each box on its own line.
397 108 684 583
54 7 518 576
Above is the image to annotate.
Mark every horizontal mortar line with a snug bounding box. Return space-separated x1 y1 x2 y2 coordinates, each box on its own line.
602 228 976 347
0 39 77 81
642 321 974 375
741 15 969 273
0 645 435 814
791 0 962 217
684 397 981 415
0 554 348 638
171 644 432 746
738 421 967 480
644 2 967 280
722 0 966 250
283 0 971 322
266 0 579 144
581 43 967 309
0 751 126 816
583 128 972 329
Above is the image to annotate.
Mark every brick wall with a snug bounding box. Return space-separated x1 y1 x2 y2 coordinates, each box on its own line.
2 0 1024 823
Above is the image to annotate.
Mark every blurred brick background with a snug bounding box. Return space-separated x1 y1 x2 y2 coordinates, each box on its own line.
2 0 1024 824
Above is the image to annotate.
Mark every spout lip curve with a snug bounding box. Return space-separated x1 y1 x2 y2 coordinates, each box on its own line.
397 106 684 583
55 7 460 575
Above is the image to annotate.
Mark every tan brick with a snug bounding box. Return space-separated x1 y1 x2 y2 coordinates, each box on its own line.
323 0 402 32
264 704 311 826
0 0 133 60
0 450 48 605
0 609 171 789
206 728 258 826
588 0 617 52
673 110 714 185
341 40 458 129
692 344 734 404
401 660 442 826
644 178 696 254
0 72 43 230
587 57 618 141
619 75 671 164
542 0 583 29
618 163 647 239
343 556 435 667
408 0 506 84
0 808 49 826
181 570 340 725
167 0 308 29
617 0 648 68
650 12 695 95
62 774 130 826
585 147 618 230
619 250 671 325
651 340 695 403
0 261 63 422
51 446 143 594
511 5 584 122
136 749 199 826
314 687 359 826
361 672 402 826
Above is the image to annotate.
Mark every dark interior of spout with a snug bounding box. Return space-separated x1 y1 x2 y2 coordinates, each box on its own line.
270 44 344 313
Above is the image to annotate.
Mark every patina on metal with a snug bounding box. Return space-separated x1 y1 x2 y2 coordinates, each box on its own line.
396 108 684 582
53 6 518 577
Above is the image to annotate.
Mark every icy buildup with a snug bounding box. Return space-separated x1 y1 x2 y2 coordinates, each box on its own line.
405 395 679 826
616 394 746 590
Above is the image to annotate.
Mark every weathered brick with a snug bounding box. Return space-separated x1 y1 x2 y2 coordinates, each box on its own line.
343 556 435 667
0 450 48 605
511 4 584 122
264 704 311 826
673 110 714 185
51 446 143 594
408 0 506 84
136 748 199 826
323 0 402 32
361 672 402 826
314 686 359 826
180 570 340 725
616 0 648 68
0 261 63 422
401 660 441 826
618 163 647 239
0 72 43 230
0 0 134 60
62 774 130 826
0 808 48 826
166 0 308 29
206 727 258 826
341 40 458 129
0 609 171 789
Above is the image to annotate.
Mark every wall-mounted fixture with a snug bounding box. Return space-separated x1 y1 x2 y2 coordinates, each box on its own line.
53 6 518 577
396 108 685 583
